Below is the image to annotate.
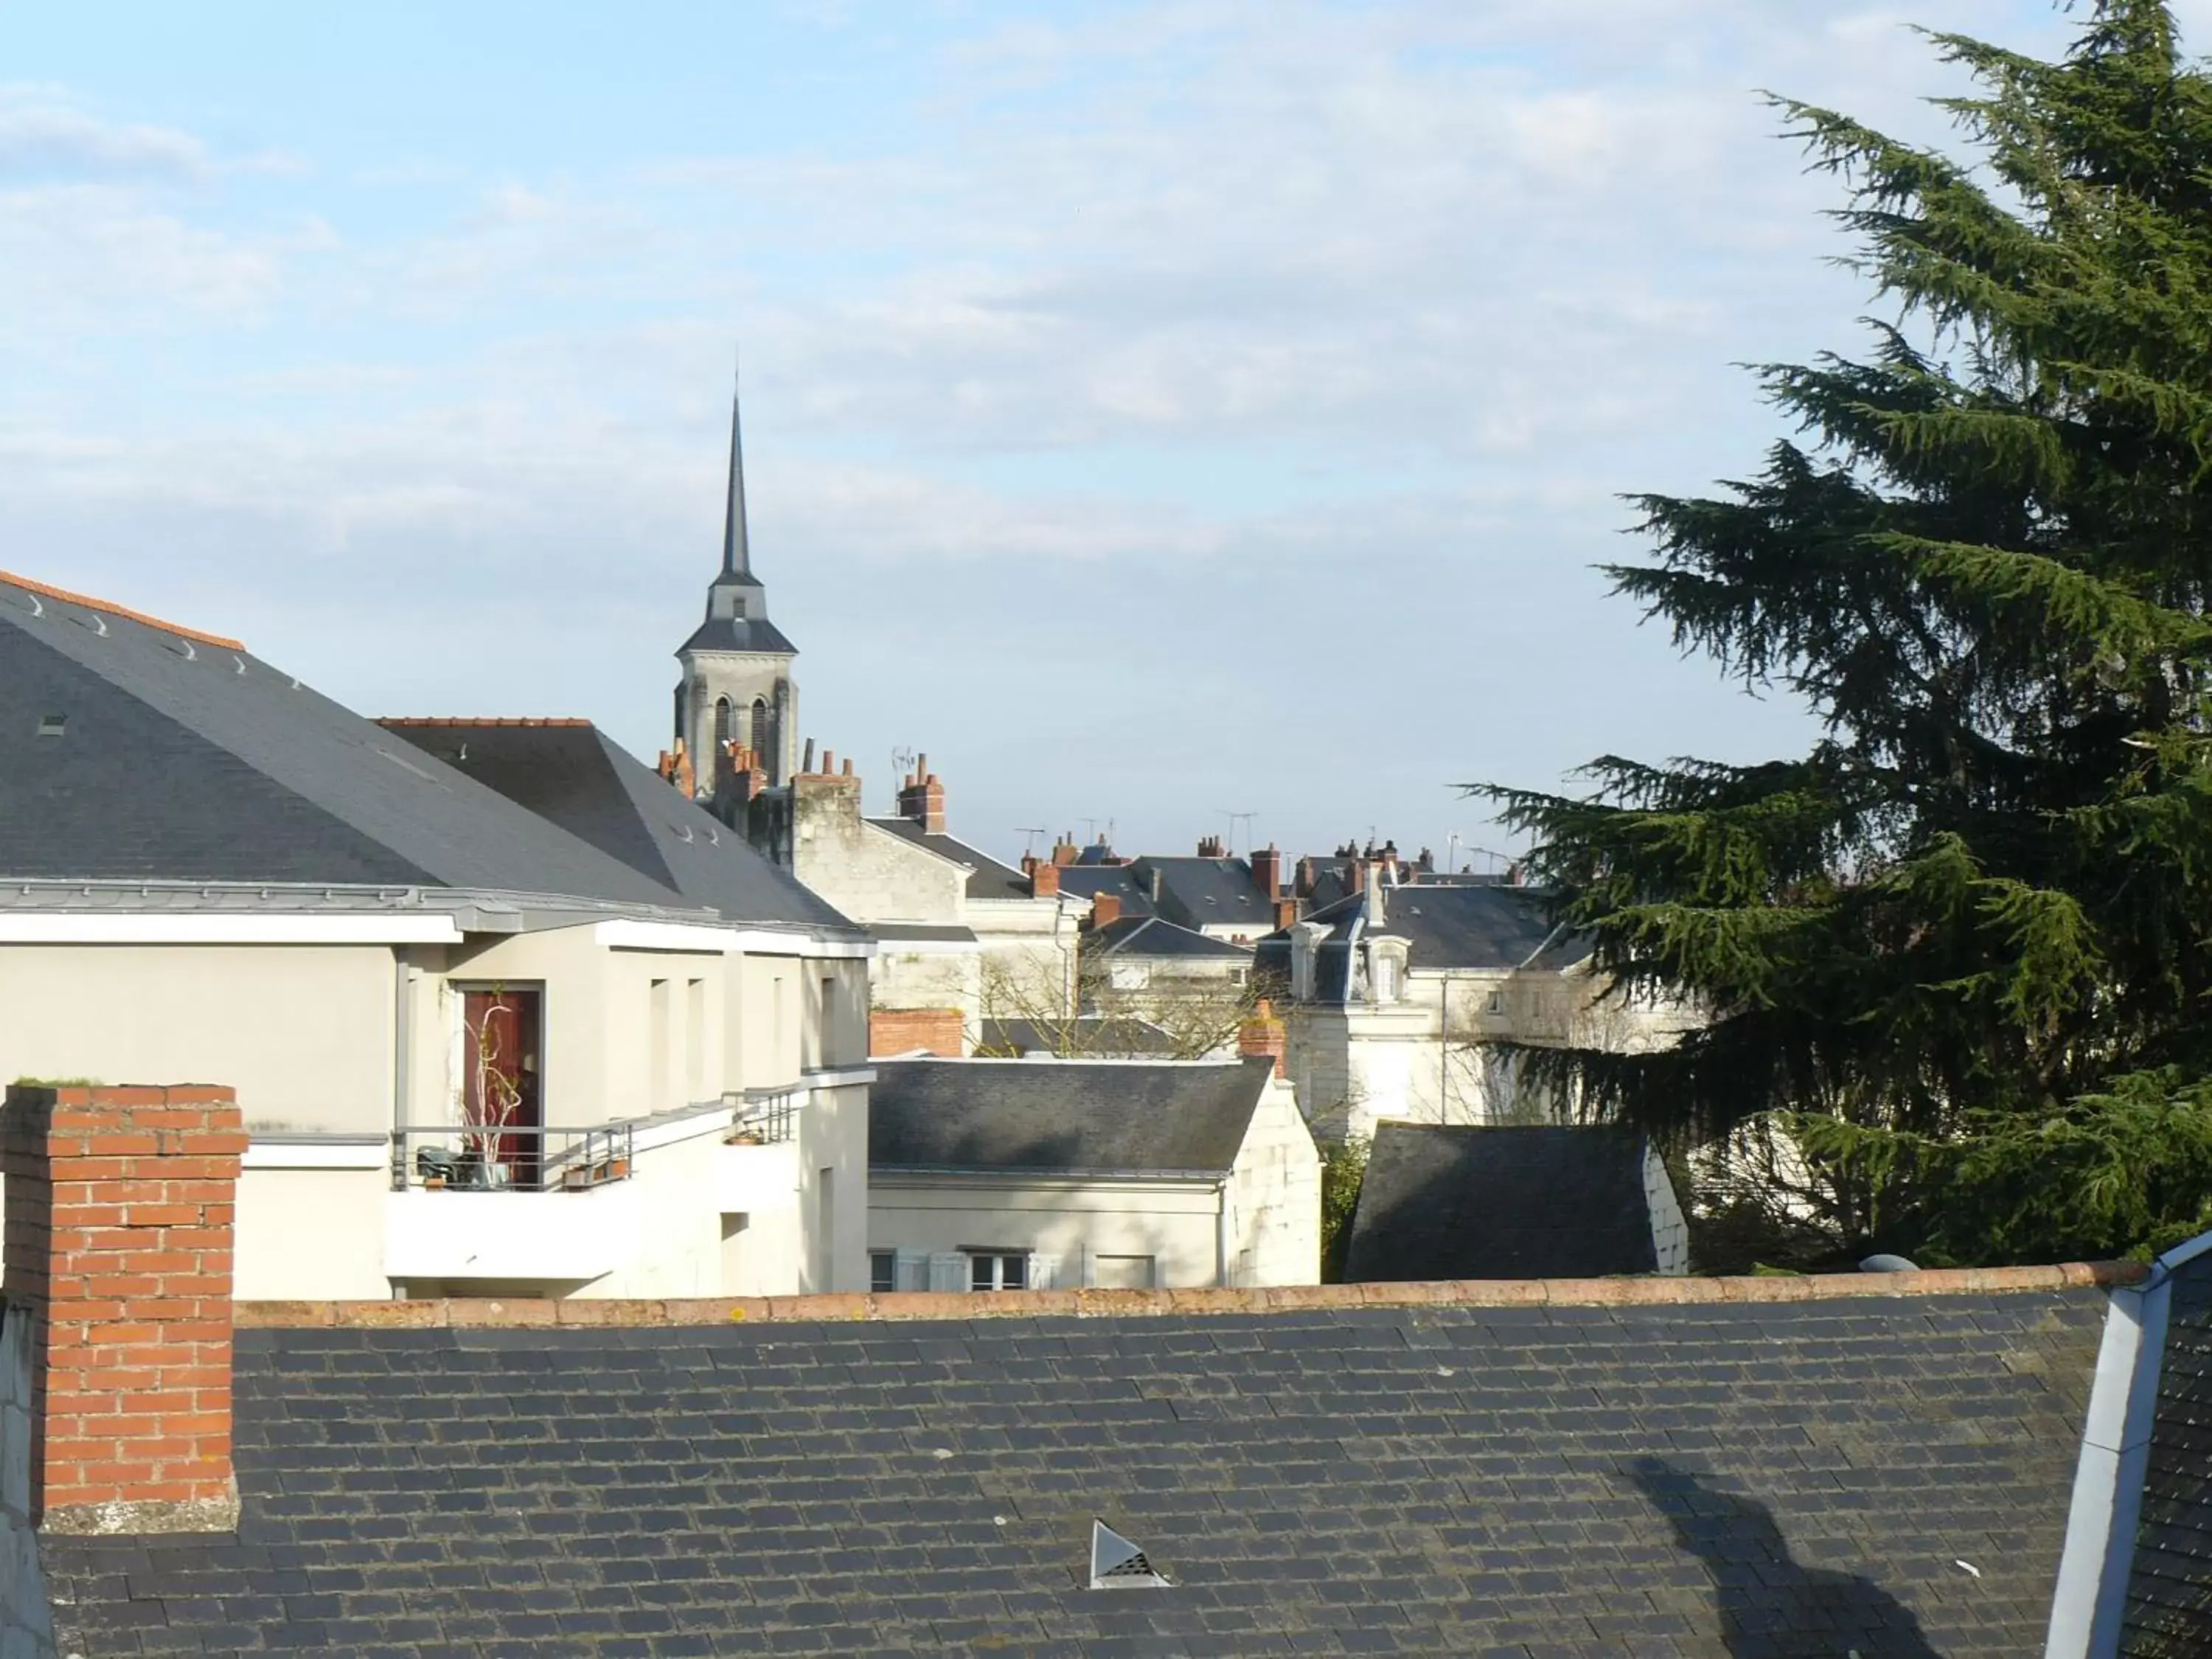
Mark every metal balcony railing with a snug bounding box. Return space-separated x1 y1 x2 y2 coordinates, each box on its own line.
390 1121 636 1193
725 1085 801 1146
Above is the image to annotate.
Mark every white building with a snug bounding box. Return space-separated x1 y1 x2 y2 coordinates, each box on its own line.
1255 871 1697 1143
865 1055 1321 1290
0 555 873 1304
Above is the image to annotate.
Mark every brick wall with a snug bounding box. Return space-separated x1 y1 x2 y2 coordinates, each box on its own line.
1 1084 244 1534
869 1007 965 1058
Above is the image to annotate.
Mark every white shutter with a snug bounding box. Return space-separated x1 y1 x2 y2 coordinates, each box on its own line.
1029 1253 1062 1291
927 1251 968 1293
894 1250 931 1293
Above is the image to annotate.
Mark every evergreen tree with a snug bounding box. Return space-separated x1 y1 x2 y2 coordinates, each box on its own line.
1485 1 2212 1266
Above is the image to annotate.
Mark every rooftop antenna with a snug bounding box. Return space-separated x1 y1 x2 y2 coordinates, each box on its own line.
1216 810 1257 858
1079 817 1100 844
1015 827 1048 859
891 746 918 811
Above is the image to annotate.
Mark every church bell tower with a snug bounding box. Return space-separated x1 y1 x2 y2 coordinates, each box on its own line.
675 362 799 794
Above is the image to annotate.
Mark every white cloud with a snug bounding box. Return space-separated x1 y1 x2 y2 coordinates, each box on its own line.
0 86 207 181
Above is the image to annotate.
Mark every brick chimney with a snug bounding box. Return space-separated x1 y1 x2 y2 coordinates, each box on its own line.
1238 999 1288 1079
896 754 947 835
1197 835 1227 859
2 1084 245 1534
1024 856 1060 899
1275 897 1299 931
655 740 696 800
1091 893 1122 929
1051 834 1080 867
1251 844 1282 900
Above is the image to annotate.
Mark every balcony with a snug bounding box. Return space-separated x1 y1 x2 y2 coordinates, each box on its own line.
715 1085 803 1217
383 1121 643 1284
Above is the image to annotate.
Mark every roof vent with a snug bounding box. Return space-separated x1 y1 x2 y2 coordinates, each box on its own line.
1090 1520 1170 1590
36 714 65 738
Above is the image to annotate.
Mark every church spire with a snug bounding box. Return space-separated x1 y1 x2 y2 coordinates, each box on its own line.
720 355 751 580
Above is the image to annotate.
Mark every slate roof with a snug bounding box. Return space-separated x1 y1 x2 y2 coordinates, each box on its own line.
866 818 1038 903
871 922 978 945
1056 863 1153 917
46 1288 2108 1656
678 614 799 656
1254 883 1590 1003
378 720 853 931
869 1056 1273 1177
1086 914 1253 961
1131 855 1276 933
1343 1123 1660 1282
0 574 686 908
2123 1242 2212 1652
978 1015 1180 1057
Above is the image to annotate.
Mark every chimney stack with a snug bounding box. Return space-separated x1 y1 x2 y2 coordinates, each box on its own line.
1091 893 1123 929
1023 856 1061 899
656 740 696 800
1238 999 1288 1079
1275 897 1299 932
1251 844 1282 900
897 754 947 835
2 1083 246 1534
1051 833 1080 867
1197 835 1227 859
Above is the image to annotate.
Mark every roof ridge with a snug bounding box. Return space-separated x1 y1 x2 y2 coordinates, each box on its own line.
239 1259 2145 1328
378 717 595 728
1 568 245 651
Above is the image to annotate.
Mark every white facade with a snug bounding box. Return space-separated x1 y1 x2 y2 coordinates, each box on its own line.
0 905 873 1301
1288 956 1700 1144
866 1077 1321 1290
773 774 1080 1050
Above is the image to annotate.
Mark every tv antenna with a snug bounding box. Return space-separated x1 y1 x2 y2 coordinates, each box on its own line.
891 745 918 777
1079 817 1099 844
1217 810 1257 858
1015 827 1049 859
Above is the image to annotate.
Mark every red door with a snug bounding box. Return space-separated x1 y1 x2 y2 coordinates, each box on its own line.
463 988 543 1188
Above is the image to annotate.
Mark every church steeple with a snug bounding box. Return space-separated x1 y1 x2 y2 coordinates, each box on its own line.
673 354 799 795
720 362 751 580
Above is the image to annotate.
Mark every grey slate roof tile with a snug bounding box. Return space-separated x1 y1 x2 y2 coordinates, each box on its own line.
380 719 854 931
1343 1124 1660 1282
0 575 692 907
46 1294 2106 1655
869 1055 1274 1176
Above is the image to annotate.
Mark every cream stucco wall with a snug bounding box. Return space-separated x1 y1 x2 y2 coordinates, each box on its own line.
1223 1078 1322 1287
868 1177 1225 1289
236 1159 391 1300
0 942 396 1134
1 919 867 1304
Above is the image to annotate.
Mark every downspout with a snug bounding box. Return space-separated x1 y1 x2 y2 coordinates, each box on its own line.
1216 1178 1232 1288
390 953 417 1297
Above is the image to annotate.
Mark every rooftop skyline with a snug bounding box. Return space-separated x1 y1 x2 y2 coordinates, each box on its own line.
1 0 2169 865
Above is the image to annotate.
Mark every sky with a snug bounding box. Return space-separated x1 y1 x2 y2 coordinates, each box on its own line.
4 1 2196 871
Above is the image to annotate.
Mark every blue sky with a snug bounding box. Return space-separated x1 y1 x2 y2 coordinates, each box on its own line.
0 0 2170 867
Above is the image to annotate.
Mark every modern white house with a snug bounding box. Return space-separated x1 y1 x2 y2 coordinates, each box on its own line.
865 1054 1321 1290
0 566 875 1303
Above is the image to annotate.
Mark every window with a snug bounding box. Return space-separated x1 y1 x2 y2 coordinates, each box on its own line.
1486 989 1505 1015
713 696 734 748
1372 955 1398 1003
968 1251 1028 1292
869 1251 897 1294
